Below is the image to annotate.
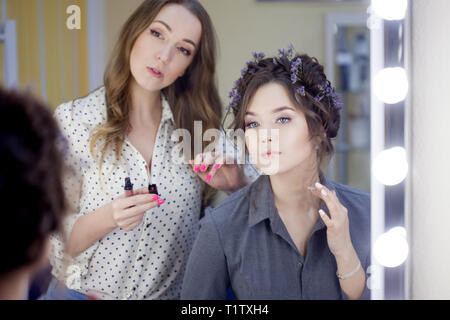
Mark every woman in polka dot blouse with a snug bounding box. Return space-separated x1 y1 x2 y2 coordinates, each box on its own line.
41 0 258 300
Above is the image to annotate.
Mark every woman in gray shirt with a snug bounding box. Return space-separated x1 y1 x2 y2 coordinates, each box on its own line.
181 48 370 300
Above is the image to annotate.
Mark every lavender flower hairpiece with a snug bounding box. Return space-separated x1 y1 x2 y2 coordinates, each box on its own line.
227 44 342 112
314 83 343 109
226 52 265 111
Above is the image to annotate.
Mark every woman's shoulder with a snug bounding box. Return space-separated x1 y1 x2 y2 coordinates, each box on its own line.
53 86 106 127
329 180 370 201
325 178 370 225
203 181 255 231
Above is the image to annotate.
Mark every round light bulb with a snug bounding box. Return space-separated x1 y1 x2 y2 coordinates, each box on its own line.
374 227 409 268
373 147 408 186
373 67 408 104
371 0 407 20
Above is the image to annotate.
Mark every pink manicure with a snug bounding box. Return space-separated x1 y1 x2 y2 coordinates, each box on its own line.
214 164 221 170
152 195 159 200
194 166 199 172
206 174 212 182
200 165 207 172
157 199 165 205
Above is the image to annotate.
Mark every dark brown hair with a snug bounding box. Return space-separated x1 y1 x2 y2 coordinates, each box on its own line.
229 53 341 169
0 87 65 275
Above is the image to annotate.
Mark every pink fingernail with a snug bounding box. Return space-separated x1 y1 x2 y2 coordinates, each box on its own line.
206 174 212 182
152 195 159 200
157 199 165 205
214 164 221 170
194 166 199 172
200 165 207 172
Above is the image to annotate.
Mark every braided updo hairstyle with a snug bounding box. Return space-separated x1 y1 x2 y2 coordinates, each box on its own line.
228 52 341 168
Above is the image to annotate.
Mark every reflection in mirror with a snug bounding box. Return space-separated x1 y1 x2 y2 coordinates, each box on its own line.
326 14 371 193
0 0 410 301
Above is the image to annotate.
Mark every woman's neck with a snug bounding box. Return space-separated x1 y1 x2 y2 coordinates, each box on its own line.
270 164 321 218
129 80 162 127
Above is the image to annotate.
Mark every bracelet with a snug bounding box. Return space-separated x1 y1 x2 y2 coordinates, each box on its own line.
336 261 361 280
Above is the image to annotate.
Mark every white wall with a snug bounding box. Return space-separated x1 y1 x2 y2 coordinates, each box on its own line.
409 0 450 299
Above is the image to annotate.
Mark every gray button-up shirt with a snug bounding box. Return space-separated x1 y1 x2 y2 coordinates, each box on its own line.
181 174 371 300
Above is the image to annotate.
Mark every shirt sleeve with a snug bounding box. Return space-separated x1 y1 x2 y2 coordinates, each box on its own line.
181 208 230 299
49 101 90 290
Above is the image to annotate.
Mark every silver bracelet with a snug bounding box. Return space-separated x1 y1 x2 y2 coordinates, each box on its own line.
336 261 361 280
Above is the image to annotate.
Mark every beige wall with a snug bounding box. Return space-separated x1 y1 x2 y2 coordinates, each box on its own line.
104 0 369 104
0 0 89 110
409 0 450 299
104 0 142 56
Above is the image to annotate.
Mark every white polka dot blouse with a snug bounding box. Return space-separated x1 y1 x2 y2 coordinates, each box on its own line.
48 87 259 300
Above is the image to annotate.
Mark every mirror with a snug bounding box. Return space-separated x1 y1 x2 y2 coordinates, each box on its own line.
0 0 407 301
325 13 371 193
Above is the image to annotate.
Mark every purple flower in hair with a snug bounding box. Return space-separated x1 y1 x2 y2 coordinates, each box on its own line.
314 95 324 102
296 86 306 96
290 57 302 84
278 48 287 56
291 73 297 84
252 52 265 61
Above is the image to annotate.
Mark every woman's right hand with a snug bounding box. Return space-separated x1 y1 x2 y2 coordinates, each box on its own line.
109 188 164 232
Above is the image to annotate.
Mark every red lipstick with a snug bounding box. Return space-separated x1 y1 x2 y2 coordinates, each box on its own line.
262 151 281 158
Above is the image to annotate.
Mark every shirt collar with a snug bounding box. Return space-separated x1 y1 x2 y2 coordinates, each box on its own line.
81 87 107 127
248 175 277 227
247 172 333 232
160 94 175 125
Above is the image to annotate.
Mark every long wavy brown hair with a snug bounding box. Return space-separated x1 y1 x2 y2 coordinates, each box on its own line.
89 0 222 205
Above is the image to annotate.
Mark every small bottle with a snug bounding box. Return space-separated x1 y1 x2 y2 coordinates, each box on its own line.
145 164 158 195
124 177 134 197
148 184 158 195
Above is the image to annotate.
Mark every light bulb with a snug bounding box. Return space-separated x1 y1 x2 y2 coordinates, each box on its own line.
371 0 407 21
374 227 409 268
373 67 408 104
373 147 408 186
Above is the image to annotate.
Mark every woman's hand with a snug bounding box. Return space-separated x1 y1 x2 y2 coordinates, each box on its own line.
309 182 354 258
189 152 249 193
310 182 366 299
108 187 164 232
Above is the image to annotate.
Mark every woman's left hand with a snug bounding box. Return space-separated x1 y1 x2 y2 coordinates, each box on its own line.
189 152 248 192
310 182 354 258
